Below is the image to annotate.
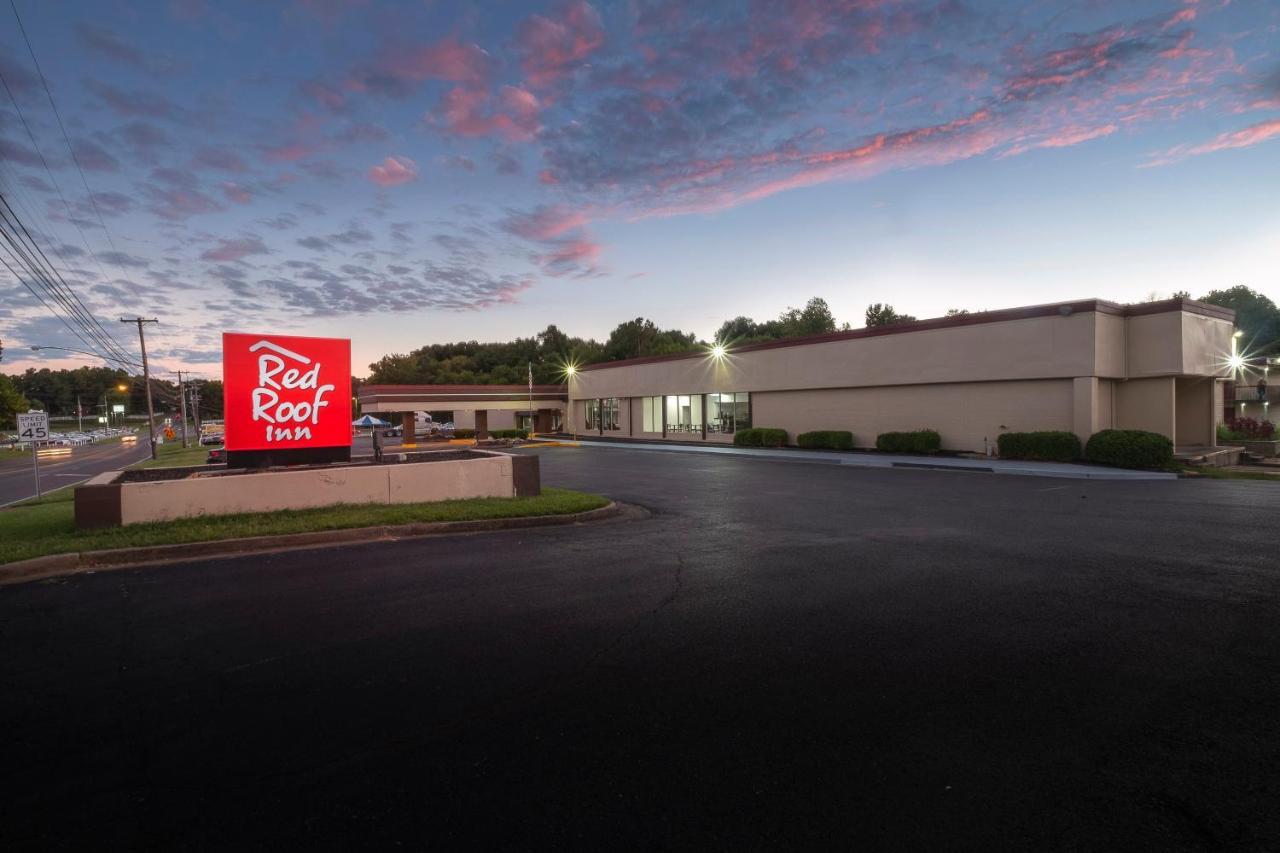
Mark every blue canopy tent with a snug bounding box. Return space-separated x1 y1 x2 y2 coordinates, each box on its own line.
352 414 390 427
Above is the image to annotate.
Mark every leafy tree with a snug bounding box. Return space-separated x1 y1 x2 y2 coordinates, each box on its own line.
603 318 698 361
715 297 849 344
367 328 608 385
194 379 223 420
0 372 30 429
714 316 759 344
1197 285 1280 355
775 297 844 337
865 303 917 327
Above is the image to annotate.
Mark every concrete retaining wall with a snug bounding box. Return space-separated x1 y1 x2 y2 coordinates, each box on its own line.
75 451 539 528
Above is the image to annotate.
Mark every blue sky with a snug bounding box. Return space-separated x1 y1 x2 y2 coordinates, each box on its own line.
1 0 1278 377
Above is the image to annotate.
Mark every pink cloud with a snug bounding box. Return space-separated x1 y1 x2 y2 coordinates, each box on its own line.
221 182 252 204
368 155 419 187
1161 7 1197 30
200 236 267 262
145 186 223 220
433 85 541 141
262 142 318 163
1002 123 1118 157
347 37 491 97
390 37 490 85
500 205 586 240
515 1 605 87
300 79 346 110
541 238 601 272
1144 117 1280 166
498 204 602 277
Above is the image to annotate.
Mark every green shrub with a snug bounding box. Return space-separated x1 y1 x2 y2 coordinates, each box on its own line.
488 429 529 439
875 429 942 454
1084 429 1173 469
733 427 788 447
797 430 855 450
453 428 476 439
997 430 1082 462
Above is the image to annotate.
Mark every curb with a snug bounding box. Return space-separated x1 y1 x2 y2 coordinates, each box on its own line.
533 438 1178 481
0 501 633 587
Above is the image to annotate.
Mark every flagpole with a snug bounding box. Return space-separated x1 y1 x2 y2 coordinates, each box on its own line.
528 361 534 437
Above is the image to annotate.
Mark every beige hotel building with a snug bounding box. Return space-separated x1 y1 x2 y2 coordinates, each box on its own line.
566 297 1236 453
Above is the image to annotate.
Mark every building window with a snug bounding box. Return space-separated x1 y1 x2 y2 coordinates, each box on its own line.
664 395 702 434
641 396 662 432
706 392 750 434
585 398 619 431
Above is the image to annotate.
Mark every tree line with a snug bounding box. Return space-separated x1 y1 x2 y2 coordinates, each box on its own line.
0 361 225 430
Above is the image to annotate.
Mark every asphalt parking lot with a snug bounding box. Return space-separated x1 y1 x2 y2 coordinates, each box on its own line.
3 446 1279 850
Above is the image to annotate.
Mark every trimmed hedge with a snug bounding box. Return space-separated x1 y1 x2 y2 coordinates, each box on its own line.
997 430 1082 462
1084 429 1173 469
875 429 942 454
797 430 855 450
489 429 529 439
453 428 476 439
733 427 788 447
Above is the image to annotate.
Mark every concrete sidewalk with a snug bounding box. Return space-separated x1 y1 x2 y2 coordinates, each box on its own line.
531 437 1177 481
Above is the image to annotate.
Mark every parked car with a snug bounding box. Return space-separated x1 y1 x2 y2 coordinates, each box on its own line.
383 426 402 437
200 433 224 446
206 447 226 464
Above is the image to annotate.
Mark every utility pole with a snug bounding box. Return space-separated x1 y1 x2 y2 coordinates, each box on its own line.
189 380 201 435
76 395 83 432
121 317 160 460
174 370 189 448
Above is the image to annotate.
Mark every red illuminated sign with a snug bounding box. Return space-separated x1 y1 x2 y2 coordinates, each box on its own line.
222 333 352 452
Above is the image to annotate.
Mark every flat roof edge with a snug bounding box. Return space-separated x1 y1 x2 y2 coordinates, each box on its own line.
576 297 1235 373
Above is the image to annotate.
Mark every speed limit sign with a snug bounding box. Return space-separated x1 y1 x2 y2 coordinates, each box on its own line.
17 411 49 442
18 411 50 498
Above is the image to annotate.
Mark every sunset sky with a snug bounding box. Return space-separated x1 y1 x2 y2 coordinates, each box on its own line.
1 0 1278 377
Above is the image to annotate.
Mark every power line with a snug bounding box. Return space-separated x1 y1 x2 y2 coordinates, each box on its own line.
0 191 141 367
0 62 123 308
8 0 140 303
0 191 131 355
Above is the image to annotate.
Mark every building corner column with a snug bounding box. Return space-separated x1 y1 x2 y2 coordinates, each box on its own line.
1072 376 1099 444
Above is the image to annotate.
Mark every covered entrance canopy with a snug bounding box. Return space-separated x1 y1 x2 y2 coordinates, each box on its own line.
357 384 568 439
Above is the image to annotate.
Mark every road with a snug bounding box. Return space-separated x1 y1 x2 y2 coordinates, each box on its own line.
0 439 150 506
3 447 1280 850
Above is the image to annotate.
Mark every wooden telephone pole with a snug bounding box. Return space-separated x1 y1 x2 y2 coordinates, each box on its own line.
173 370 189 448
121 317 159 460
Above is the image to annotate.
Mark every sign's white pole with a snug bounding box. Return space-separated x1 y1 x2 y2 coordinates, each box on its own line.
31 438 41 499
18 412 48 499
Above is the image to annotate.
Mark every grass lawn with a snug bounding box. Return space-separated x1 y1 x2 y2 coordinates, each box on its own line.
0 445 30 462
0 486 609 566
132 440 216 468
